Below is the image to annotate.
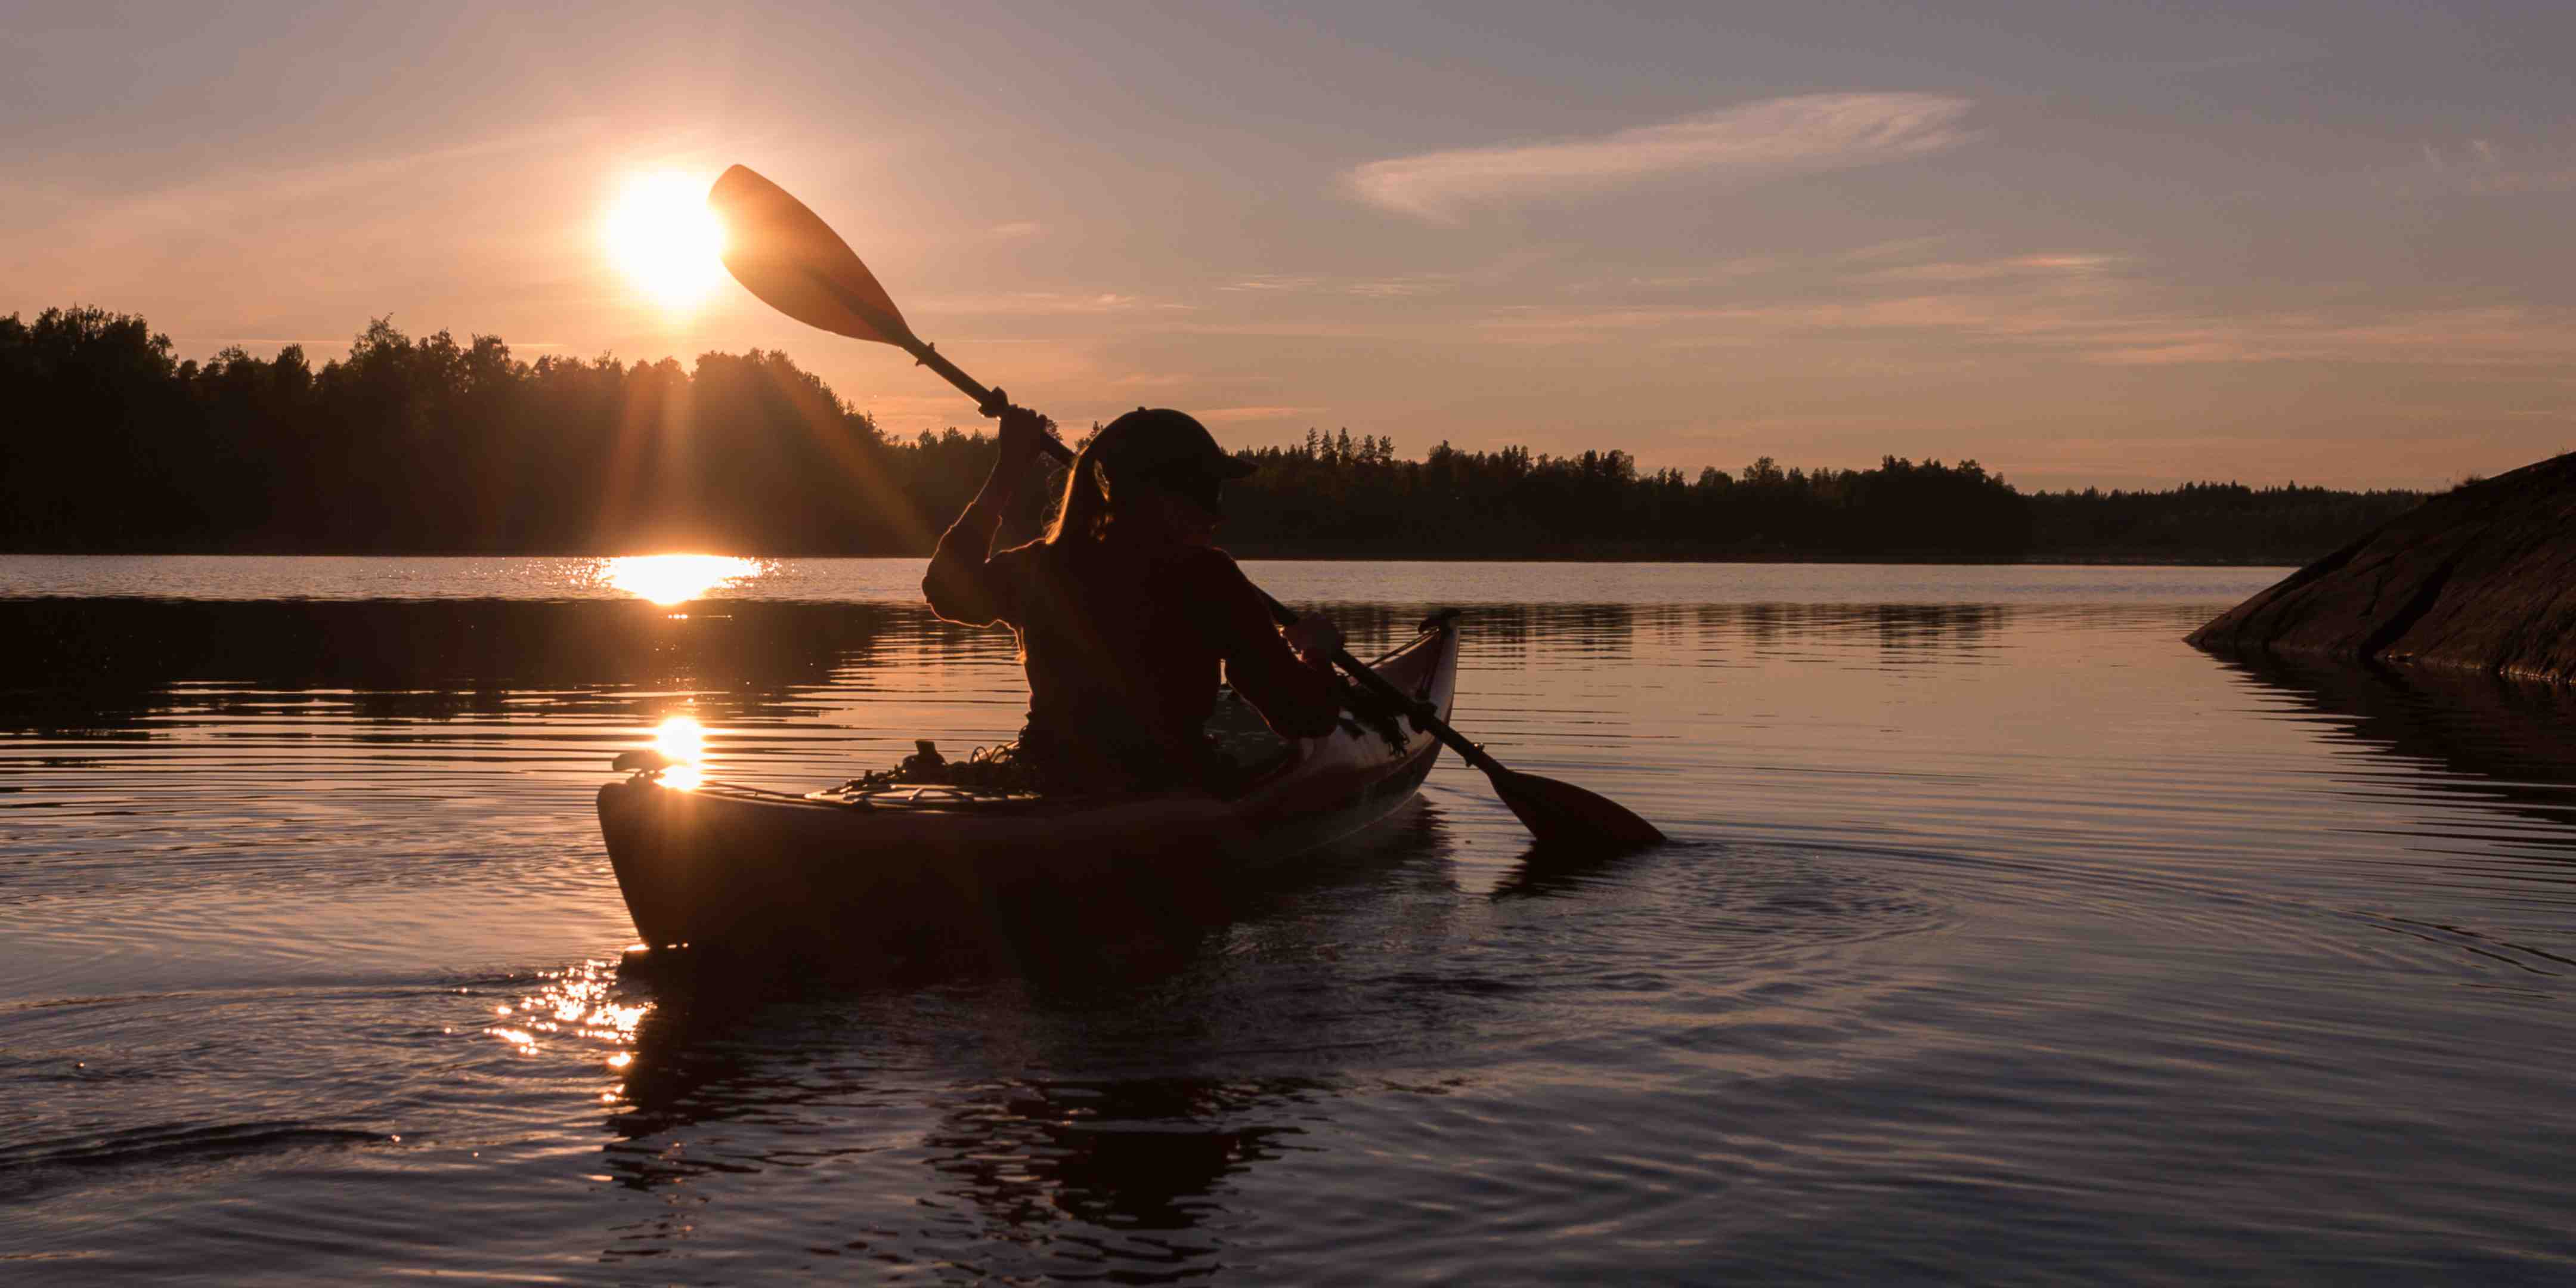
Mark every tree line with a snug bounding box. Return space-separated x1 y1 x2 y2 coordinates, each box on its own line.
2 305 2423 562
2026 481 2428 564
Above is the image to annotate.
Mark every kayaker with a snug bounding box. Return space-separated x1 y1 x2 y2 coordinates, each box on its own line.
924 403 1346 794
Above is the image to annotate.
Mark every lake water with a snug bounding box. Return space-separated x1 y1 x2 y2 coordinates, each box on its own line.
4 557 2574 1284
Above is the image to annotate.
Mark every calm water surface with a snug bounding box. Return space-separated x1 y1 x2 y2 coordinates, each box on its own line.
4 558 2573 1283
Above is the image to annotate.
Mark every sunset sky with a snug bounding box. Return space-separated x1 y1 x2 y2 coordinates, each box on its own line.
10 1 2571 491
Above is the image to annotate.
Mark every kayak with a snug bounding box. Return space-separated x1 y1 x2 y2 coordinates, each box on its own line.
597 611 1461 953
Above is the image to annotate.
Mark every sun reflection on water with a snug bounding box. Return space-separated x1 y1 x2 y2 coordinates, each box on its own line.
478 960 648 1106
655 715 706 791
600 554 769 605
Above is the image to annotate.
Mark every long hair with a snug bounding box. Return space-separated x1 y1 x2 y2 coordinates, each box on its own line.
1043 439 1115 546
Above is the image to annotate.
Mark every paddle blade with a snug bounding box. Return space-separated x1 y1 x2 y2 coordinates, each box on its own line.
708 165 915 346
1489 767 1666 851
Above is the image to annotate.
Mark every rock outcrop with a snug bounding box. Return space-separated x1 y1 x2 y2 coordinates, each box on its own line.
2188 451 2576 683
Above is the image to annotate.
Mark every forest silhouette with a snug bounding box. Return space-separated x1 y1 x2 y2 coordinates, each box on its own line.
2 306 2425 561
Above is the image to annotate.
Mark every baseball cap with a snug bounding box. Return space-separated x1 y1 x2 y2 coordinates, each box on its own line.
1090 408 1259 482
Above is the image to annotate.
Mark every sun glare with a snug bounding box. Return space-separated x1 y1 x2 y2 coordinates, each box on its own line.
602 554 766 604
604 172 725 311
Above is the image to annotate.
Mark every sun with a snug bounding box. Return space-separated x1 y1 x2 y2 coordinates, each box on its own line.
604 172 726 311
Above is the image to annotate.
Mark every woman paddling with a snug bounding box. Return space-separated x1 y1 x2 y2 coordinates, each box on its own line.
924 403 1346 794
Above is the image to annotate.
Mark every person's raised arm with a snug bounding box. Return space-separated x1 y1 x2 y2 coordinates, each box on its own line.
922 400 1049 626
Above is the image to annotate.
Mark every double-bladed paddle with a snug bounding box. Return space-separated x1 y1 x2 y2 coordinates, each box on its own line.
707 164 1664 850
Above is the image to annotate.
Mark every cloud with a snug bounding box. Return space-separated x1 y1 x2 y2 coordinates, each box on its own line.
1463 240 2576 370
915 291 1196 317
1343 92 1974 223
1535 296 2503 364
0 120 609 296
1219 272 1457 298
2410 139 2576 196
2077 305 2576 367
2464 167 2576 196
1856 254 2122 284
1219 274 1318 292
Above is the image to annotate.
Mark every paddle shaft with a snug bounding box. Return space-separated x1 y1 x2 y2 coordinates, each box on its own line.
907 338 1004 417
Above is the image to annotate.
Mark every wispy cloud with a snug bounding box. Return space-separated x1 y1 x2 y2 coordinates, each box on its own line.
1219 272 1457 298
2464 167 2576 196
1854 254 2123 284
1479 295 2576 369
917 292 1196 317
0 120 609 284
2410 139 2576 196
1465 243 2576 369
2078 305 2576 367
1343 92 1974 224
1218 275 1317 292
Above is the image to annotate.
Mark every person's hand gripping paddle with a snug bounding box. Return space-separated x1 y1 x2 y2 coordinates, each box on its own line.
707 164 1664 851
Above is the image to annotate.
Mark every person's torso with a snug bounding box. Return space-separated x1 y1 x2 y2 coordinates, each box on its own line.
1011 539 1230 787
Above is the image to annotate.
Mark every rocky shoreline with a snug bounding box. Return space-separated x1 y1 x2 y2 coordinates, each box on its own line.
2188 452 2576 683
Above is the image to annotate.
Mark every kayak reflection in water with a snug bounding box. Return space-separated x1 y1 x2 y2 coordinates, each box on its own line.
923 402 1346 795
